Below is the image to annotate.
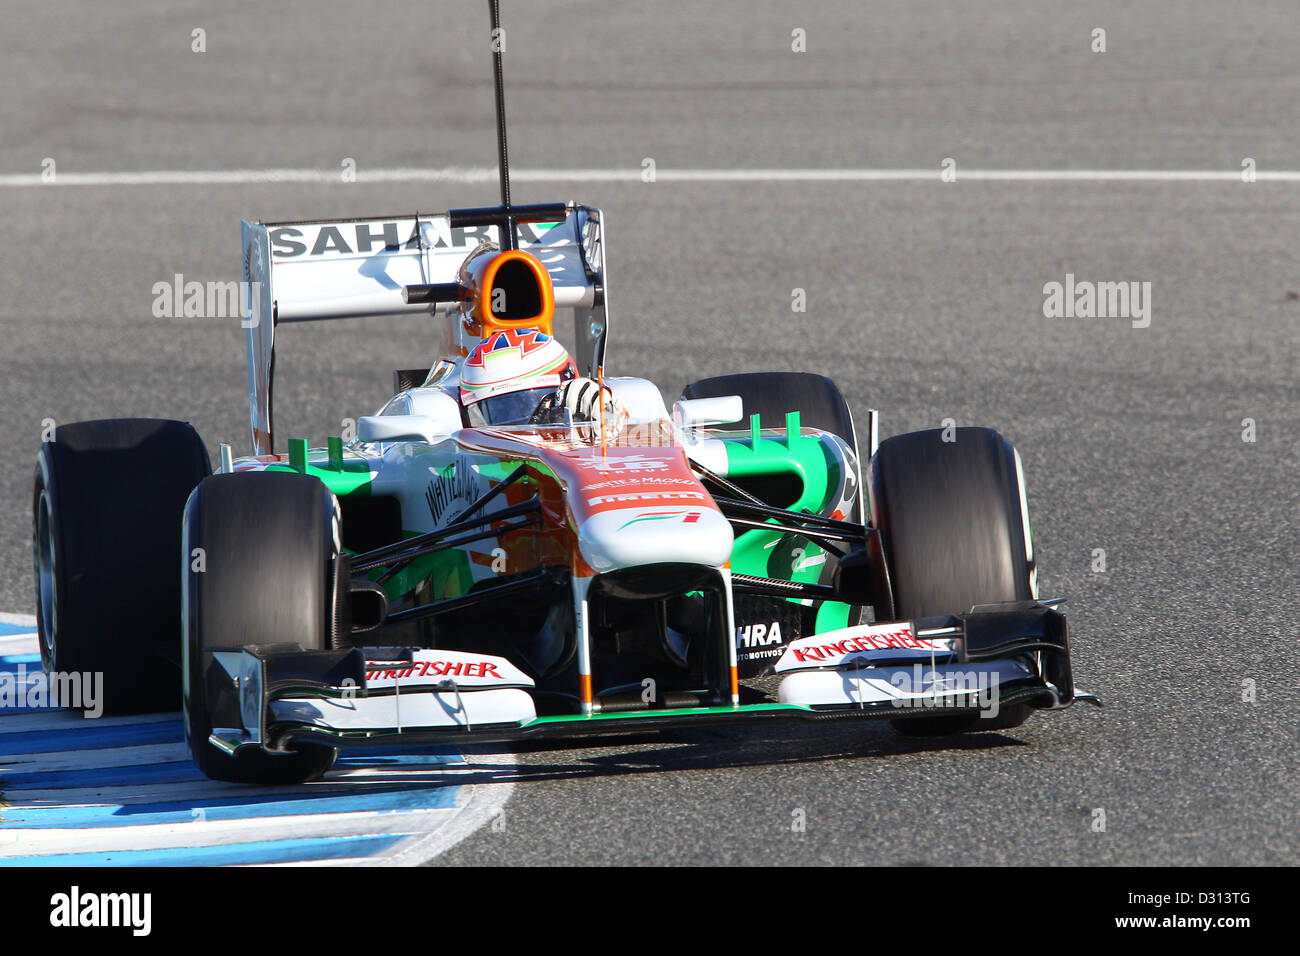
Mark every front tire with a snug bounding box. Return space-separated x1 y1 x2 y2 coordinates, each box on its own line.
871 426 1035 735
182 471 341 784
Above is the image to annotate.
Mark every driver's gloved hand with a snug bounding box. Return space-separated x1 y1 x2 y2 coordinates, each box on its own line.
557 378 617 422
530 377 626 428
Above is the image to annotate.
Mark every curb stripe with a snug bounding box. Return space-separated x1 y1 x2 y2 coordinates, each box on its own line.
0 807 455 856
0 710 182 735
0 622 510 865
0 833 410 867
0 720 182 755
0 654 43 670
4 779 436 806
0 760 203 790
0 787 458 829
2 742 188 772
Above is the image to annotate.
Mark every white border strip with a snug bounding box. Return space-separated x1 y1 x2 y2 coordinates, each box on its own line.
372 749 515 866
2 167 1298 187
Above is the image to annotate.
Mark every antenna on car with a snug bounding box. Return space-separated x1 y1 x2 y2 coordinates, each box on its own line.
402 0 568 307
489 0 515 248
439 1 565 252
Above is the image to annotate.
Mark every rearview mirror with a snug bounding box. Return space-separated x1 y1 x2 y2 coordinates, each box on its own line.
673 395 744 429
357 415 447 444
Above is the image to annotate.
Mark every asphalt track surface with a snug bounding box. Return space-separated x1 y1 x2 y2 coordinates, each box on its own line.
1 2 1297 865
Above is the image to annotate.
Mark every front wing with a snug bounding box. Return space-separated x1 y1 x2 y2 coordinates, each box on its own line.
204 601 1096 757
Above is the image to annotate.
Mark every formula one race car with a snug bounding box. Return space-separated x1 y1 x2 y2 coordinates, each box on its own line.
32 4 1096 784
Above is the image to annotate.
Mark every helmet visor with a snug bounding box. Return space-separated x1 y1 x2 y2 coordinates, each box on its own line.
464 387 558 427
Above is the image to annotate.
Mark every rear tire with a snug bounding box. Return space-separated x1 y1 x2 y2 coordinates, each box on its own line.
680 371 861 521
681 371 859 458
182 471 340 784
33 419 211 714
871 426 1035 735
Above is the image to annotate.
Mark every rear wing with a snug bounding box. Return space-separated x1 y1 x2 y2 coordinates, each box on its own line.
240 204 609 456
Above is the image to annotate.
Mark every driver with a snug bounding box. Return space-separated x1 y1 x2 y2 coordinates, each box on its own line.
459 328 622 428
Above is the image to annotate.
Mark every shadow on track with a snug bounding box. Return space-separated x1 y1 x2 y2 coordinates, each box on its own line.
457 719 1031 788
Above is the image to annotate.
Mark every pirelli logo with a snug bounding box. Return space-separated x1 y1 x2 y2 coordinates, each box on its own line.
586 491 707 507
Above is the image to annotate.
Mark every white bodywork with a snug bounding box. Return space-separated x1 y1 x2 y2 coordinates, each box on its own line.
577 507 734 573
773 620 1031 711
778 658 1033 708
262 649 538 736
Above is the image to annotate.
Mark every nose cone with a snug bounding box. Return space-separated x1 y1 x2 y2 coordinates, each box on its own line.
577 507 733 573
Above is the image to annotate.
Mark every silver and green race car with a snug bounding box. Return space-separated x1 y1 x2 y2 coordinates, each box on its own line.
32 195 1096 785
31 10 1096 786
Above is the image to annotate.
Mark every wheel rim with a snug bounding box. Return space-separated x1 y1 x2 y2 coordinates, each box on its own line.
35 490 57 659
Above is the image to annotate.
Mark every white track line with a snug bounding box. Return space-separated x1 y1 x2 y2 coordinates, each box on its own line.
1 742 187 771
2 167 1298 187
375 749 515 866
